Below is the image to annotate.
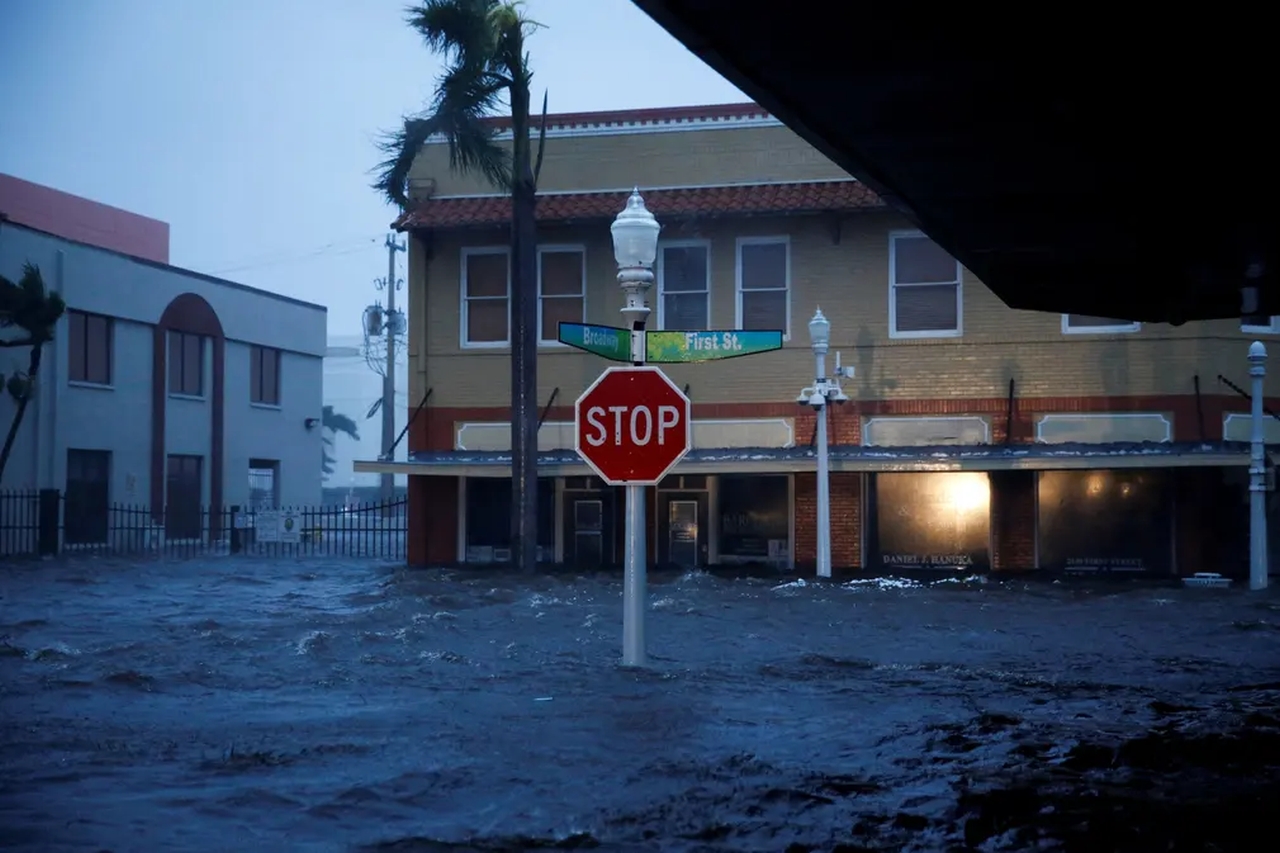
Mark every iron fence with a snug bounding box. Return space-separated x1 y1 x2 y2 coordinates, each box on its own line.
0 489 407 561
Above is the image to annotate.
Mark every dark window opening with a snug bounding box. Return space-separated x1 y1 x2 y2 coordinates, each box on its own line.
165 454 203 540
67 311 113 385
250 345 281 405
464 478 554 561
169 331 205 396
65 449 110 545
718 474 790 561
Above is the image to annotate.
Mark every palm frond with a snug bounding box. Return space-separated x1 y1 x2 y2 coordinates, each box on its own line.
430 66 513 190
372 114 441 209
407 0 500 68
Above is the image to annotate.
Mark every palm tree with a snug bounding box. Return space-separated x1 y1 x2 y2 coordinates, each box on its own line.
321 405 361 480
0 263 66 485
374 0 549 573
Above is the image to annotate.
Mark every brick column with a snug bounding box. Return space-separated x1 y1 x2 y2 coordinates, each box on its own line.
794 472 816 571
407 475 458 567
991 470 1036 571
831 472 863 570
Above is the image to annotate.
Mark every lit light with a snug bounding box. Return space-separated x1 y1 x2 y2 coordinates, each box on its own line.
1086 472 1105 497
1119 482 1132 498
944 473 990 514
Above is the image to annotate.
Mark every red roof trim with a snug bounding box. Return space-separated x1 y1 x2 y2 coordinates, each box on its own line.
394 180 884 231
477 102 768 133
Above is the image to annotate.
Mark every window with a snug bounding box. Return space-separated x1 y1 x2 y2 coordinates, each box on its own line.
538 246 586 344
889 231 963 338
67 311 113 385
1243 317 1279 334
65 449 110 545
168 331 205 396
464 477 554 560
248 460 279 509
718 475 791 563
250 345 281 405
461 248 510 347
657 241 710 330
165 454 203 540
1061 314 1140 334
736 237 790 334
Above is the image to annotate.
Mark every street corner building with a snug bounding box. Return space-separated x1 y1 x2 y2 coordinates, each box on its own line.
0 173 327 554
355 103 1280 582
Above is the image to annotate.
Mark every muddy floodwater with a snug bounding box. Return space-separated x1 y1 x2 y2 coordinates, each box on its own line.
2 559 1279 852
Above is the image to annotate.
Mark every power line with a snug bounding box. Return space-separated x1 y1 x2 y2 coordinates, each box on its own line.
209 235 383 276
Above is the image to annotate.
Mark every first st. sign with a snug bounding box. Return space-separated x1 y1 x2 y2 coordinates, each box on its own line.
574 366 693 486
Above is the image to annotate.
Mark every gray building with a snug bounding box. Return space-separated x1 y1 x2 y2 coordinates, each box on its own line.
0 218 327 543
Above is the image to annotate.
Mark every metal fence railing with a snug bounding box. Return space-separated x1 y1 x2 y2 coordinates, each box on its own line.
0 489 407 561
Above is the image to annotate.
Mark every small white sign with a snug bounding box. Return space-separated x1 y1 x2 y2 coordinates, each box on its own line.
278 510 301 544
256 510 281 543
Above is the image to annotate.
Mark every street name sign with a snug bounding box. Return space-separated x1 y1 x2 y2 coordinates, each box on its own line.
557 322 631 362
560 323 784 364
574 366 692 485
646 329 784 363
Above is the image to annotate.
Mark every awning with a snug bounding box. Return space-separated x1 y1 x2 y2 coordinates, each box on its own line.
355 442 1258 478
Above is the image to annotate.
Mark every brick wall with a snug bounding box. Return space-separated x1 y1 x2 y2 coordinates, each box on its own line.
793 471 862 573
408 475 458 566
991 470 1037 570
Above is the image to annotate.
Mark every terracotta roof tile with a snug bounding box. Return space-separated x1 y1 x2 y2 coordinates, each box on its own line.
394 180 884 230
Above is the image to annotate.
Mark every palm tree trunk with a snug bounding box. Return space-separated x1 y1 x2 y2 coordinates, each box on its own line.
509 83 540 574
0 343 44 485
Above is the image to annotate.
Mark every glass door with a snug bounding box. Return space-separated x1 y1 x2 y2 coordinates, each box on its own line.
668 499 699 567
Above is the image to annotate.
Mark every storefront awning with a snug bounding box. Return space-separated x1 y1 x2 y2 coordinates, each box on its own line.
355 441 1260 478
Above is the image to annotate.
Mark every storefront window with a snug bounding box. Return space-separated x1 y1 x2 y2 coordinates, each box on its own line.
872 472 991 570
465 478 554 562
718 475 790 563
1037 470 1171 574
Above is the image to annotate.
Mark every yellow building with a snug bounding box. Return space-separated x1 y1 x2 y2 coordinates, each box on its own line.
359 103 1279 579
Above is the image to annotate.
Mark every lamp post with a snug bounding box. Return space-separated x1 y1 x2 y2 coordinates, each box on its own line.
610 189 661 666
1249 340 1269 591
797 308 850 578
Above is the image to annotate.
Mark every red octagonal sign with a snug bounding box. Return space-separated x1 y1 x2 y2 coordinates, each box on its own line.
574 366 693 486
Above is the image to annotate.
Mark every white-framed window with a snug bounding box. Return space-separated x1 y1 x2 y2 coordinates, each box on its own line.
735 236 790 337
657 239 711 331
889 230 963 338
460 247 510 348
537 245 586 345
1061 314 1141 334
1242 316 1280 334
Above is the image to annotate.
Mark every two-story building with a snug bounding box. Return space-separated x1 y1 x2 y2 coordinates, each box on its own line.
0 174 327 547
358 103 1278 579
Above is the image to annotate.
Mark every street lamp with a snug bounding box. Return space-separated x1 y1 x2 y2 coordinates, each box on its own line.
611 188 661 666
797 307 851 578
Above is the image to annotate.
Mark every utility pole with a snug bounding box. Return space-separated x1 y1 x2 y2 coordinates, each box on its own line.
381 234 406 504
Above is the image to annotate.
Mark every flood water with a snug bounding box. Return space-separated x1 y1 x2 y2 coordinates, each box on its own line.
2 559 1278 852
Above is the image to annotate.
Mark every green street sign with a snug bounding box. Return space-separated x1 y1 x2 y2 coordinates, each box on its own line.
646 330 784 363
558 322 631 362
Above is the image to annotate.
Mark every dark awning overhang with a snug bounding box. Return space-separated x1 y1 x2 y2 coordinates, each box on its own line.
355 442 1256 478
630 2 1276 324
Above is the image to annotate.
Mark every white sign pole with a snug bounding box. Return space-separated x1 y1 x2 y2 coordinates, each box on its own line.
1249 341 1269 590
611 190 659 668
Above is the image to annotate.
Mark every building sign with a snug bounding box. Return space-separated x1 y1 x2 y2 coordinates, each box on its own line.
873 472 991 570
1037 470 1172 575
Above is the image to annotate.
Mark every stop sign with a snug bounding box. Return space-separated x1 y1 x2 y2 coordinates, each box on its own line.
574 366 692 485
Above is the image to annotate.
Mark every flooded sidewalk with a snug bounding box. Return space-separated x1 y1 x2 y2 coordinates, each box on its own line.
1 559 1278 852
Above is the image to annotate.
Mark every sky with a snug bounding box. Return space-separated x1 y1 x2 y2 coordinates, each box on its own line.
0 0 746 336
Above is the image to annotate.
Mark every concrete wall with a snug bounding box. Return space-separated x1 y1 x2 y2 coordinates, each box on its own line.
0 221 326 506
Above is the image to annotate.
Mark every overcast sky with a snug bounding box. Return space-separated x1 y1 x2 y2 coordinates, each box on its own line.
0 0 745 335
